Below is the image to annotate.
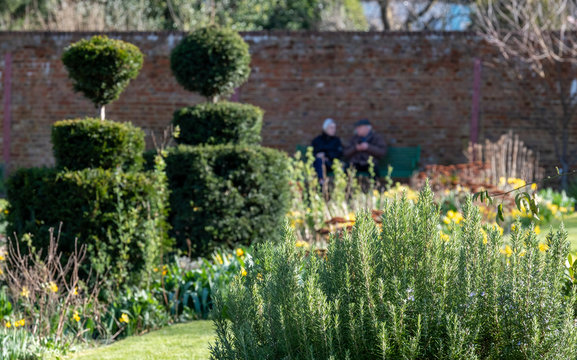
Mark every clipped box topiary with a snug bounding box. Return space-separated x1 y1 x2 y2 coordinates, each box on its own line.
52 118 145 171
165 144 290 256
6 166 169 288
170 26 250 102
62 35 143 120
172 101 263 146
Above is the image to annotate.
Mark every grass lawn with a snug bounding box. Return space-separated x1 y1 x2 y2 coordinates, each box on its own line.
67 321 215 360
547 213 577 251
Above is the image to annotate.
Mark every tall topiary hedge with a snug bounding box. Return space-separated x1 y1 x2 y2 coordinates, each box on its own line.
52 118 145 171
167 26 289 256
7 36 167 289
172 102 262 146
166 144 289 256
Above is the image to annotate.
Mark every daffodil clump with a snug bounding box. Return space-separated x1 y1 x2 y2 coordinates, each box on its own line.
212 185 577 359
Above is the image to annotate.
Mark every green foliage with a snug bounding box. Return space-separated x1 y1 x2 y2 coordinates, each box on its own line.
52 118 145 171
0 328 41 360
151 247 249 321
62 35 143 108
0 0 367 31
212 185 577 359
6 166 168 288
165 144 290 256
170 27 250 100
265 0 322 30
173 102 262 146
103 287 169 339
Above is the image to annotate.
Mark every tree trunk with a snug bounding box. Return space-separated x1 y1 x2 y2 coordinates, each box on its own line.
378 0 390 31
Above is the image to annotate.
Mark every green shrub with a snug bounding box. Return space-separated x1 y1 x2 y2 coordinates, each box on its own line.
173 102 262 146
165 144 290 256
170 27 251 100
62 35 143 110
52 118 145 171
6 166 168 288
211 185 577 359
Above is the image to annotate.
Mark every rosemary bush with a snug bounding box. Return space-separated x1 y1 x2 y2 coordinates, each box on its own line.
211 185 577 359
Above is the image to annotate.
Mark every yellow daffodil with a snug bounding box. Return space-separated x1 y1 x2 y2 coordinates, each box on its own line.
296 240 309 248
0 254 5 261
446 210 464 224
119 313 129 324
550 204 559 215
373 189 380 197
5 321 11 328
257 273 263 281
560 206 568 213
72 311 80 322
440 231 450 242
20 287 29 298
519 250 526 257
241 267 247 277
73 287 78 296
534 225 541 235
500 245 513 257
539 243 549 252
442 216 451 225
531 183 538 191
14 319 24 328
236 248 244 257
215 254 223 265
494 224 504 236
511 224 517 232
48 282 58 293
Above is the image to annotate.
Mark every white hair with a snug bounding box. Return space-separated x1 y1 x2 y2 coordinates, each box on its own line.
323 118 335 131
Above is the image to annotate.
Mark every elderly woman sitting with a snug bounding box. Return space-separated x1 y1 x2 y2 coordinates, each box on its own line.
311 118 343 180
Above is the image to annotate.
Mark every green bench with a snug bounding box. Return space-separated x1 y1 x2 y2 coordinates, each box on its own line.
294 145 421 180
382 145 421 179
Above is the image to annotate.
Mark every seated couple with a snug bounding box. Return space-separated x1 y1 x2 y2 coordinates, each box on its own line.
311 118 387 179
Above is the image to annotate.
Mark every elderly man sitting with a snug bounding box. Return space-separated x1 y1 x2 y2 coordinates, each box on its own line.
343 118 387 174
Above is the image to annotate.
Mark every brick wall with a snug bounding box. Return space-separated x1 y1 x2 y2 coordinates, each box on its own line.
0 31 572 172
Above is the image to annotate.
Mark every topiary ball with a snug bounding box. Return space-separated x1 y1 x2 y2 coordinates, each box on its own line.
170 27 251 100
62 35 144 108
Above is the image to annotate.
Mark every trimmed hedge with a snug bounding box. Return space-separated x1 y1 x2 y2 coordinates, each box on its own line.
165 144 290 256
62 35 143 108
6 167 168 287
170 27 251 99
173 102 263 146
52 118 145 171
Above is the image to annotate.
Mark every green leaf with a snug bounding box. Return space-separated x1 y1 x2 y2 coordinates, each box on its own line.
497 204 505 223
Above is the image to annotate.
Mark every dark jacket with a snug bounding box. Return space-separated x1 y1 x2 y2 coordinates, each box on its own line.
343 130 387 167
311 133 343 162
